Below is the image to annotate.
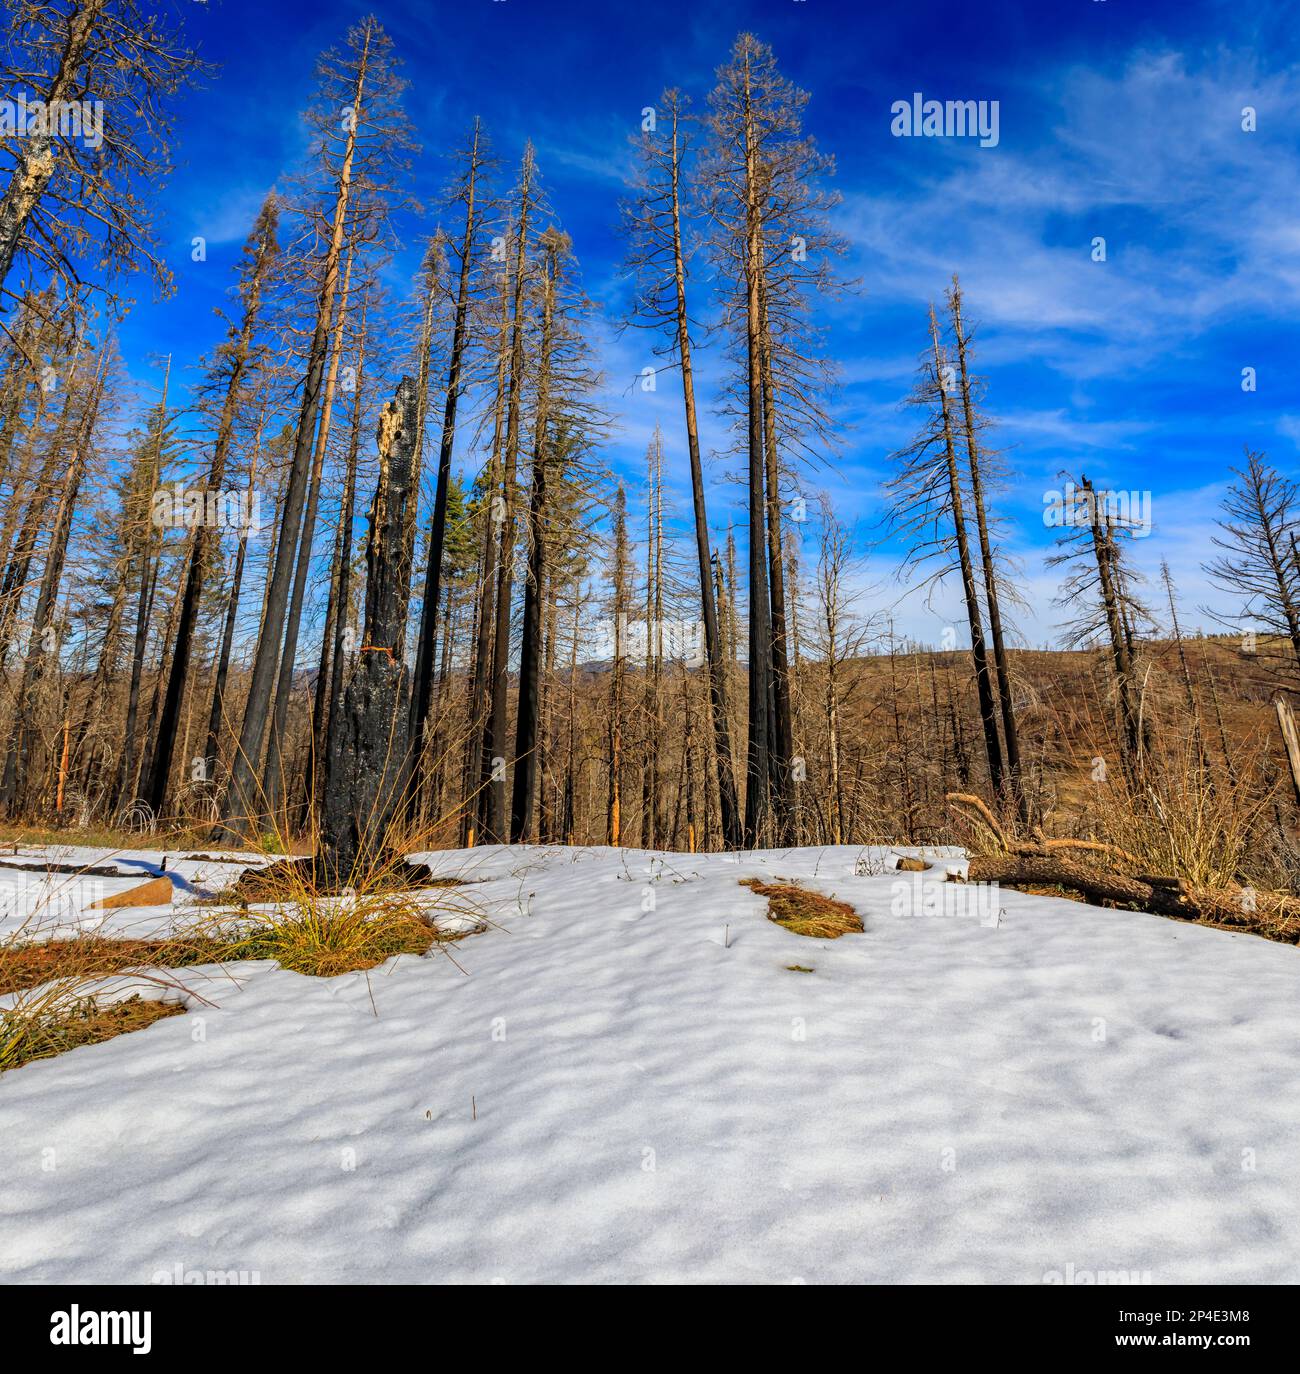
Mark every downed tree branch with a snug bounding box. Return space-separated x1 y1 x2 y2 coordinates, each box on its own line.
945 793 1140 865
945 792 1008 849
1041 837 1142 866
945 792 1300 945
962 854 1300 944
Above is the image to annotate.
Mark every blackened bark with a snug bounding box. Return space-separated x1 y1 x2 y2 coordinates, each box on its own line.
317 378 419 885
407 125 483 812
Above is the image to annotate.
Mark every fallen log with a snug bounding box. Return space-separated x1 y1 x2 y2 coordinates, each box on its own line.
946 791 1300 945
961 855 1300 943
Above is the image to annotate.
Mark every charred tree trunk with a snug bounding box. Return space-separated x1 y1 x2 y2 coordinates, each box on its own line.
145 203 277 818
217 27 373 840
665 103 741 849
481 153 536 842
317 378 419 885
509 240 558 842
929 306 1004 800
407 124 484 814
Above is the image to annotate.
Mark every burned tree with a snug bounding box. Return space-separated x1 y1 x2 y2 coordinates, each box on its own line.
317 377 419 885
144 196 279 818
1048 473 1153 781
1205 448 1300 681
887 303 1004 802
622 88 741 848
0 0 204 308
216 16 411 840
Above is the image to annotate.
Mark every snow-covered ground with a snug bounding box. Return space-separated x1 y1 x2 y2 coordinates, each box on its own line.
1 842 1298 1284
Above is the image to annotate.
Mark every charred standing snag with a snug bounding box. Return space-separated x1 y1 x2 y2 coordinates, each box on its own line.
317 378 420 887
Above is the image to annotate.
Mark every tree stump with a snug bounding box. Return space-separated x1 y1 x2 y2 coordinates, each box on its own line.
317 377 420 887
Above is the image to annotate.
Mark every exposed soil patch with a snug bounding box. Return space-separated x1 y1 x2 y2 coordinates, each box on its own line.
229 857 465 902
0 935 234 996
0 858 130 878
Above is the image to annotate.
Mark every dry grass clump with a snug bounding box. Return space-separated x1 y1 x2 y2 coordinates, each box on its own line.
1084 736 1281 891
218 894 457 978
196 829 483 977
0 992 183 1073
740 877 863 939
0 933 233 996
0 820 483 1074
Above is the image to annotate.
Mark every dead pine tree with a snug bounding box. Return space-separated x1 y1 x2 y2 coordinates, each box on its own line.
317 378 420 885
260 238 361 824
1047 474 1152 783
480 145 541 843
947 276 1027 824
704 36 776 843
621 88 741 847
460 248 513 843
1205 448 1300 683
606 483 630 844
640 426 665 848
510 228 566 842
705 34 847 843
406 120 494 818
144 195 280 818
886 303 1004 805
216 17 411 841
310 281 375 814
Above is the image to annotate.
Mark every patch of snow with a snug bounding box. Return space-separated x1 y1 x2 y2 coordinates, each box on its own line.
1 842 1297 1283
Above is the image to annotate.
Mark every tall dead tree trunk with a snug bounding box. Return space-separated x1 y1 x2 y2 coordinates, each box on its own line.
1081 474 1143 780
407 122 485 814
262 243 357 821
662 98 742 848
318 378 419 884
217 22 373 840
461 265 511 843
606 484 629 845
738 57 773 845
928 306 1004 799
310 297 370 813
948 278 1026 824
510 234 560 842
145 200 278 817
481 150 536 842
757 254 795 837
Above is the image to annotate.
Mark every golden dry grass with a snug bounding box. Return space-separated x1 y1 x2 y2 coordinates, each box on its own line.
0 994 184 1072
740 878 863 939
0 934 234 996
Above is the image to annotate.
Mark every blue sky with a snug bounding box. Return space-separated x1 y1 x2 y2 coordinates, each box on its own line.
114 0 1299 645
